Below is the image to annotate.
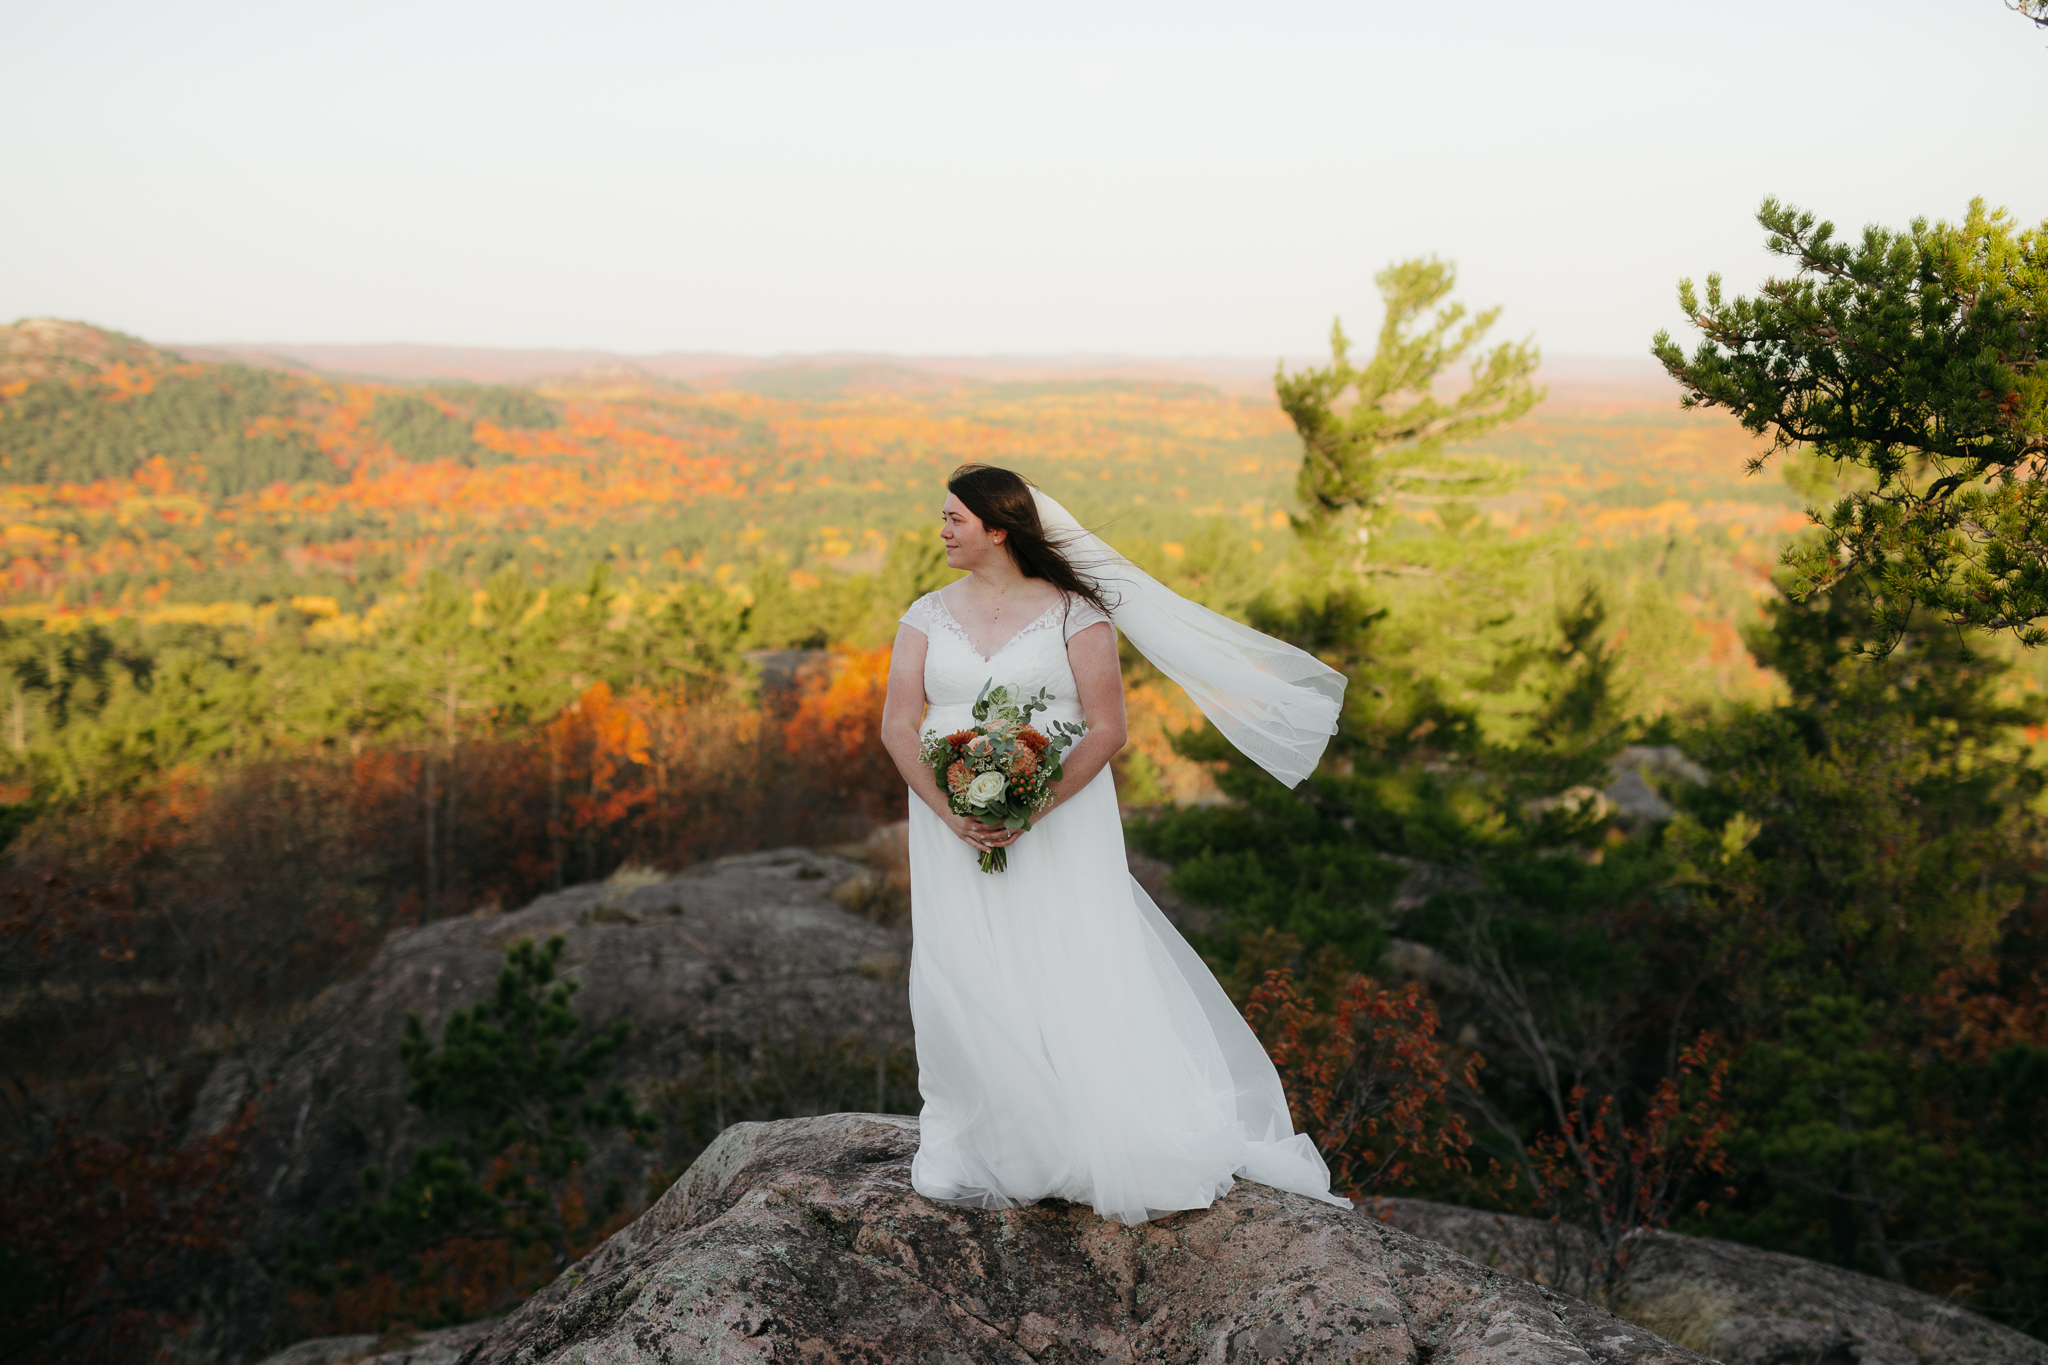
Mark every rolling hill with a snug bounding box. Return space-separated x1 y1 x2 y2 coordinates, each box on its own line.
0 317 1821 725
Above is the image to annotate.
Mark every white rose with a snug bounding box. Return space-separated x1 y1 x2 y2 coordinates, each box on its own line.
964 770 1007 807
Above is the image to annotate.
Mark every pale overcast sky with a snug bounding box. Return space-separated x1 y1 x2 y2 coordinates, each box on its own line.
2 0 2041 359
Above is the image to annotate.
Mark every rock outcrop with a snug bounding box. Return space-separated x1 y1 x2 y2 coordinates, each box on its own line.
206 845 2046 1364
254 1319 497 1365
192 849 914 1273
457 1112 1710 1364
1374 1200 2043 1365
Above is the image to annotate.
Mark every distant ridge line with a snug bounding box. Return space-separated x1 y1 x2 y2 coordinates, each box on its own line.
166 338 1669 398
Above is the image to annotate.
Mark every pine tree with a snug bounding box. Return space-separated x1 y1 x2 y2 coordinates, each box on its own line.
289 936 653 1294
1652 198 2046 651
1276 257 1542 559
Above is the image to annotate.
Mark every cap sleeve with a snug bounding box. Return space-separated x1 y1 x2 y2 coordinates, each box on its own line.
899 592 934 635
1062 594 1113 642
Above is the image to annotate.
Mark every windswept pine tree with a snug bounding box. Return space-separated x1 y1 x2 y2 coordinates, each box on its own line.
1654 198 2046 651
1276 257 1541 558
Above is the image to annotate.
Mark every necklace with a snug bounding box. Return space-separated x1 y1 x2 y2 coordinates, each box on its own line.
963 577 1039 620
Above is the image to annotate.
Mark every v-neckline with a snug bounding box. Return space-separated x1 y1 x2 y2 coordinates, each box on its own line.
935 588 1063 664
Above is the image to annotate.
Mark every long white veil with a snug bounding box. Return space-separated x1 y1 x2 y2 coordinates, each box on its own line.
1030 487 1345 788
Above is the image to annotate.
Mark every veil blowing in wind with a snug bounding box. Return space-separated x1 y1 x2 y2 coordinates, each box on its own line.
1027 485 1345 789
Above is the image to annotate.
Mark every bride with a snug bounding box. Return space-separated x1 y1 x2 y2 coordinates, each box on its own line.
879 463 1354 1223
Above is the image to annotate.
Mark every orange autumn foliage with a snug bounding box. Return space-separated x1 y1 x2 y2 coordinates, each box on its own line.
0 327 1782 697
549 682 655 834
781 647 899 824
1244 968 1477 1200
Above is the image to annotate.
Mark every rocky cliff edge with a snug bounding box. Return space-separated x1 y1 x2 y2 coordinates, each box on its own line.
454 1112 1709 1365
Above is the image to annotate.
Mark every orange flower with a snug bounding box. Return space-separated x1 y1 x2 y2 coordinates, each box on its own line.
1012 747 1040 776
946 729 977 749
946 759 972 793
1018 727 1051 753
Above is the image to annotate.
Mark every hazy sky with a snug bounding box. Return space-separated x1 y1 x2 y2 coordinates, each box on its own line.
3 0 2042 359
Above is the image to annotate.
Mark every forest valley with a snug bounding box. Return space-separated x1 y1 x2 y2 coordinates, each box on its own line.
2 199 2046 1363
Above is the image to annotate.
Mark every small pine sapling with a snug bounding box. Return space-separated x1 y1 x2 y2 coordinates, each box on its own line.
288 935 654 1327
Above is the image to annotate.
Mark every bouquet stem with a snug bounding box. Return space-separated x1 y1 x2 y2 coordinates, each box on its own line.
979 846 1007 874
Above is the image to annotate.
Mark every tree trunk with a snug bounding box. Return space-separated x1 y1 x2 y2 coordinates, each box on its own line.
712 1037 724 1134
1827 1183 1861 1268
445 745 460 904
441 651 462 902
424 750 438 912
653 736 670 866
550 731 565 891
1859 1173 1905 1283
583 726 598 881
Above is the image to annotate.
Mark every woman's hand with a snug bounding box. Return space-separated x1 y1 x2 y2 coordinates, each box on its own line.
945 810 1022 853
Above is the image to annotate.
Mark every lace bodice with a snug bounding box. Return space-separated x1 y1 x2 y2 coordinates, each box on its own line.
900 588 1112 733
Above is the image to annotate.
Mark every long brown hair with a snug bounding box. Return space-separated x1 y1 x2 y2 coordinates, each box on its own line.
946 464 1115 616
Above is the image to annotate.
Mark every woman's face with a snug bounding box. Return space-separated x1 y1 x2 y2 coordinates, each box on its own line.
940 493 1006 572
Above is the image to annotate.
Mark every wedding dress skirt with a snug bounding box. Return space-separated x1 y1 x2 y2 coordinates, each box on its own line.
901 590 1348 1224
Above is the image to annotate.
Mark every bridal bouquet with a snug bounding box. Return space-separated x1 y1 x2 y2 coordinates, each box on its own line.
919 681 1086 873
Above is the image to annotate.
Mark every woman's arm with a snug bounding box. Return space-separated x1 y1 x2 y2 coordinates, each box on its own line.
879 623 1006 851
1040 620 1126 817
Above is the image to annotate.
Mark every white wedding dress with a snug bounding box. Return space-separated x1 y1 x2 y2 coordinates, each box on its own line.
898 586 1351 1224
